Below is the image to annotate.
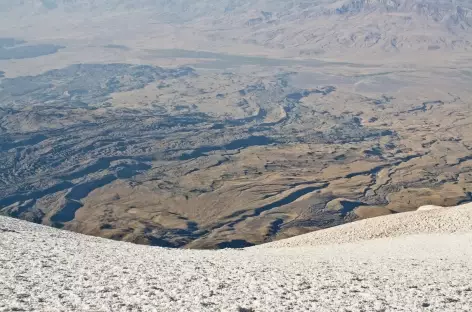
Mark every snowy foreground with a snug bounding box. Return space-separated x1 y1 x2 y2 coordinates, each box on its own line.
1 204 472 312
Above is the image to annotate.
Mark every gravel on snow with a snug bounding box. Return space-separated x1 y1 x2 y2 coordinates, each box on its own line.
1 203 472 312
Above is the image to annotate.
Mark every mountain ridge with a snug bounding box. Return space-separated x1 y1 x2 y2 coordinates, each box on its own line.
1 0 471 53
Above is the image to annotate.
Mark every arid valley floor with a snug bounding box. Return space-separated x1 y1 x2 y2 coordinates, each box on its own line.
0 0 472 248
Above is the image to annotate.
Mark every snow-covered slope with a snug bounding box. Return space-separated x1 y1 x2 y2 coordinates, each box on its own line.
1 203 472 311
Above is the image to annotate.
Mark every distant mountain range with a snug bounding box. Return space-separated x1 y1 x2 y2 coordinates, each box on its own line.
1 0 471 54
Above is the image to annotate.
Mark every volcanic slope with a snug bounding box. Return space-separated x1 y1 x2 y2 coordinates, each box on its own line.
1 203 472 312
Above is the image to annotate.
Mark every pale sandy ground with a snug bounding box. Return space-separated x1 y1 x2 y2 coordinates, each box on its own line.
1 203 472 312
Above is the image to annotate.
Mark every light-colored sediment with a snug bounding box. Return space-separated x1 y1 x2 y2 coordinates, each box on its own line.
1 203 472 312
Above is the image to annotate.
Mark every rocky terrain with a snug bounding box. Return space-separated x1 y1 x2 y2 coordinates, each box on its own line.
0 0 471 248
1 203 472 311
